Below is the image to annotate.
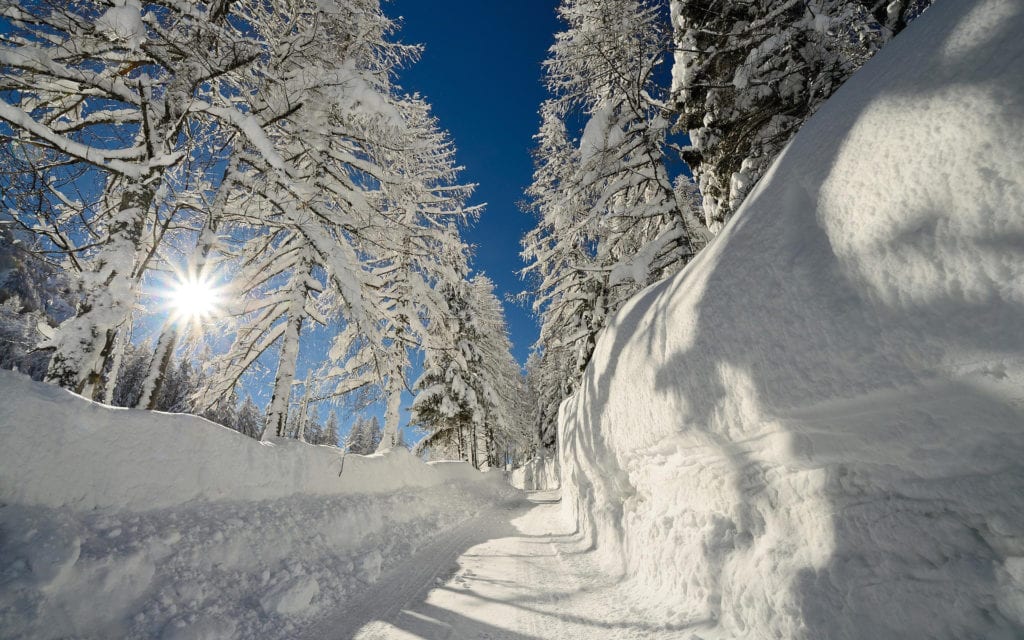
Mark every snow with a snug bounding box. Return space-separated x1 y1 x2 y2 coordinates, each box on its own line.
307 490 691 639
0 370 520 639
559 2 1024 638
94 2 147 51
509 455 560 491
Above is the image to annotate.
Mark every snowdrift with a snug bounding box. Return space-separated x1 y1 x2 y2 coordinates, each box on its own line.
509 455 560 491
559 2 1024 638
0 370 520 639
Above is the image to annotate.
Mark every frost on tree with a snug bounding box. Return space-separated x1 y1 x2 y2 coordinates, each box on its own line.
412 276 530 468
521 0 705 448
345 415 383 455
0 0 266 397
1 0 483 453
670 0 934 232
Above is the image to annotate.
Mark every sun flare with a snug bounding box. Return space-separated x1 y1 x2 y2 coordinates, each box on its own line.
167 274 222 322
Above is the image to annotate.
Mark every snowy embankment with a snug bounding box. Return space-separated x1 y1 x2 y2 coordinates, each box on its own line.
560 2 1024 638
509 455 560 491
0 370 520 640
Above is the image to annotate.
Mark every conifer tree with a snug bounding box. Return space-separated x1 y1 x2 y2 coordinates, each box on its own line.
322 410 341 447
236 395 264 440
521 0 704 448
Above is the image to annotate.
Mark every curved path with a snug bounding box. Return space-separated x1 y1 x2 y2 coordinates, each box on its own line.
302 490 695 640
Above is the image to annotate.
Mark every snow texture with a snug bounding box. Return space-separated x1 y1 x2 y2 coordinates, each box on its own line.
560 2 1024 638
510 455 561 491
94 2 146 51
0 370 520 639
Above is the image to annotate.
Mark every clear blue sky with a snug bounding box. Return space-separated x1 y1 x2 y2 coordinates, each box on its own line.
387 0 562 364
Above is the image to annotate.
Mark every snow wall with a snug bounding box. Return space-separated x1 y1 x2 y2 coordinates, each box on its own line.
0 370 520 639
509 455 560 491
559 2 1024 638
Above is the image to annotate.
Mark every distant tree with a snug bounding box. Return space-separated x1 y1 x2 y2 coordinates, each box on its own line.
321 410 341 447
412 276 530 468
346 416 383 455
302 404 324 445
235 395 264 440
202 390 239 431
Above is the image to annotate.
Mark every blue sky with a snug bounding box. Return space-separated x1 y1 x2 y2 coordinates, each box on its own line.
387 0 562 364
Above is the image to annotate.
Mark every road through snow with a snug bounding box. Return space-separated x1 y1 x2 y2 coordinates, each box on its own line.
302 490 698 639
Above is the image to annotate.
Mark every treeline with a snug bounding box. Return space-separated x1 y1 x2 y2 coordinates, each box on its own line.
521 0 934 447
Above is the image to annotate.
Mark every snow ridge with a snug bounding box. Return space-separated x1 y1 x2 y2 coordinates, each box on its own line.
0 371 520 639
559 2 1024 638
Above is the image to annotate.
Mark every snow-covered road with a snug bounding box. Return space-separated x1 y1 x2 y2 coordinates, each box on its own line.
302 490 696 639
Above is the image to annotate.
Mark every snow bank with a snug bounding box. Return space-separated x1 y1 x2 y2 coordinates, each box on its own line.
509 455 560 491
0 369 508 512
0 370 520 639
559 2 1024 638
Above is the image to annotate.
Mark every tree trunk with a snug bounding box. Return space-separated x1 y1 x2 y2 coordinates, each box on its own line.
376 384 403 452
139 328 178 410
263 264 310 440
470 422 479 469
46 181 152 399
295 384 310 443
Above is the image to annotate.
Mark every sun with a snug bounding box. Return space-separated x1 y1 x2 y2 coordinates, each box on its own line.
165 273 222 323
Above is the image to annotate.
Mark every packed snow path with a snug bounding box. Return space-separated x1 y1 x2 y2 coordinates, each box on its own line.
302 490 693 639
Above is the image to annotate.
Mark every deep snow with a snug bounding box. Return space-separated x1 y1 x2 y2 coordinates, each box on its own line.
0 370 520 639
559 1 1024 638
509 455 560 491
306 490 695 640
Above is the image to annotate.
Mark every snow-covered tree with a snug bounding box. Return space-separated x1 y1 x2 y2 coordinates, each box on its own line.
670 0 934 231
159 3 477 444
346 415 383 455
0 221 75 378
412 276 530 468
410 281 482 464
0 0 276 398
346 97 476 452
321 410 341 447
521 0 705 448
235 395 263 440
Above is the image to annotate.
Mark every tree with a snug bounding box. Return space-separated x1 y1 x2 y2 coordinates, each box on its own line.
521 0 705 449
236 395 264 440
0 0 272 398
346 415 383 455
669 0 934 231
0 221 74 379
321 410 341 447
412 276 530 468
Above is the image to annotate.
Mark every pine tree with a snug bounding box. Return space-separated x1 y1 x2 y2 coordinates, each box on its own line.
346 416 383 455
412 276 530 467
236 395 264 440
322 410 341 447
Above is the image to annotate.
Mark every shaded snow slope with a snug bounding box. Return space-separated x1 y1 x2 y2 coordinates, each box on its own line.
559 2 1024 638
510 455 560 491
0 370 520 639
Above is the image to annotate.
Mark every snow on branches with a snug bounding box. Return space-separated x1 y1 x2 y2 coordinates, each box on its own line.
0 0 503 451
